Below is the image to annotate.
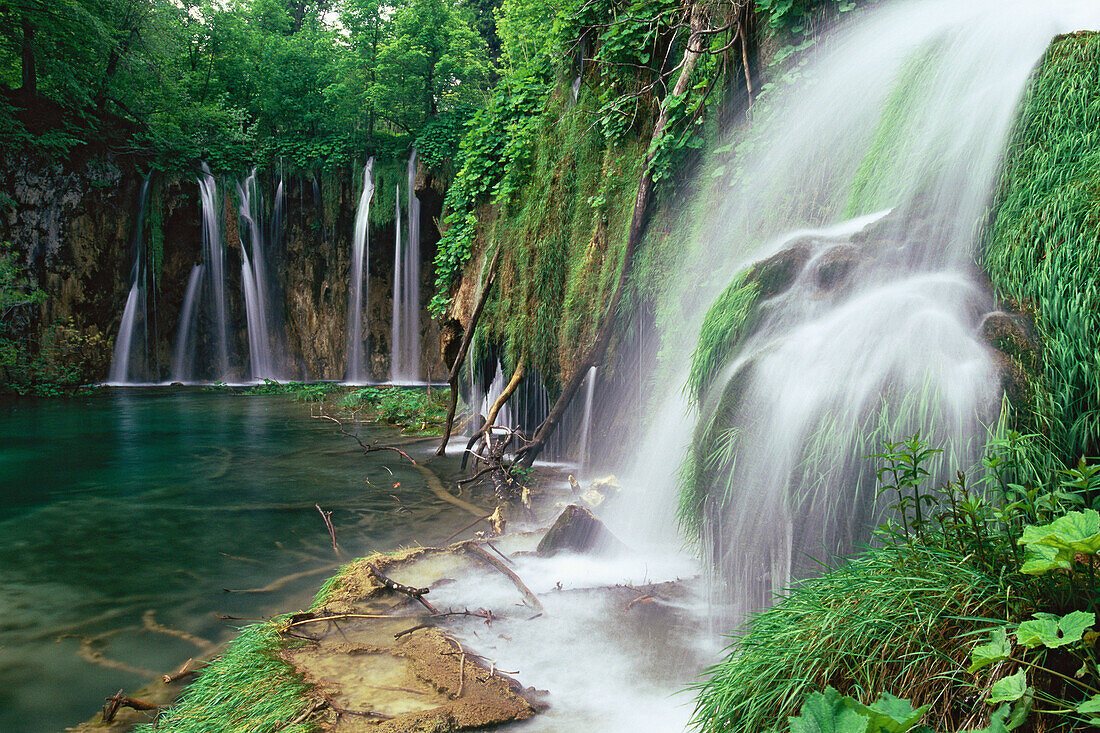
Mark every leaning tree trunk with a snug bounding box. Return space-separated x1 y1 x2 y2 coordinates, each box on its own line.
517 3 709 467
436 248 502 455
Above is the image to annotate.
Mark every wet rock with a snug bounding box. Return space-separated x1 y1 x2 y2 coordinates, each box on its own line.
813 244 862 291
981 311 1040 408
748 240 813 299
536 504 624 557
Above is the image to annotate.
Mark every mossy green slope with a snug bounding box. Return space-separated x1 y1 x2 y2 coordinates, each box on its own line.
985 31 1100 461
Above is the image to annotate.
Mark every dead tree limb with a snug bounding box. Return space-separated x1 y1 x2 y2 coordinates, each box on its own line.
312 411 418 465
437 247 503 456
102 690 158 722
463 542 544 614
475 360 526 440
368 564 439 614
315 504 338 554
517 3 708 467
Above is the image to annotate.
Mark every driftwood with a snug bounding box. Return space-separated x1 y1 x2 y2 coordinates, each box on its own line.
463 543 544 614
438 247 503 455
517 4 710 467
316 504 339 554
368 564 440 614
102 690 158 722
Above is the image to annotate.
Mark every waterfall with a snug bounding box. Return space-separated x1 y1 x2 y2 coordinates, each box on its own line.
237 168 275 380
577 367 597 471
391 150 422 384
108 176 151 384
618 0 1100 621
170 265 203 382
346 159 376 384
199 164 230 379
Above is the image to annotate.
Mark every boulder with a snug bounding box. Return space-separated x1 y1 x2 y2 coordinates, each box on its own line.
536 504 625 557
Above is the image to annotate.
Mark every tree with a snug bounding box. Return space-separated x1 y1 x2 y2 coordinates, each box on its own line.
373 0 491 133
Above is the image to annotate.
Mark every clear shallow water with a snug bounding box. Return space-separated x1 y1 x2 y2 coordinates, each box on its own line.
0 390 473 733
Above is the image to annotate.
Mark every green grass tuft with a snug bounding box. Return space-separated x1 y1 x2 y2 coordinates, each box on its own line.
139 621 316 733
689 543 1019 733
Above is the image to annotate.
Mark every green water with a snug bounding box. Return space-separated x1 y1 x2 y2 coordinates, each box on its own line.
0 389 475 732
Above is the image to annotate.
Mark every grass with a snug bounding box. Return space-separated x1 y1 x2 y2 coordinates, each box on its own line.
985 31 1100 462
688 542 1021 733
138 620 316 733
340 386 450 433
238 380 347 402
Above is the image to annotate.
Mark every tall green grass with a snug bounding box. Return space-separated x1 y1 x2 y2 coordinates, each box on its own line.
139 621 316 733
986 31 1100 462
689 543 1019 733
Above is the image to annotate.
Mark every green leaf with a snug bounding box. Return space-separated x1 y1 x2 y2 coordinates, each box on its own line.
788 688 870 733
1018 509 1100 557
1078 694 1100 714
1019 542 1072 575
969 628 1012 673
989 671 1028 704
846 692 930 732
1017 610 1094 649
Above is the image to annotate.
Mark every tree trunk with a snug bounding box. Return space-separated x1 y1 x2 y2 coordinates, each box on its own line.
517 3 708 467
436 248 502 456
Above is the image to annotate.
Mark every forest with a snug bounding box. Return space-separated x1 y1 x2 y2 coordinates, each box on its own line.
3 0 1100 732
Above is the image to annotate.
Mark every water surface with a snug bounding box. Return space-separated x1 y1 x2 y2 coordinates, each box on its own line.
0 389 472 732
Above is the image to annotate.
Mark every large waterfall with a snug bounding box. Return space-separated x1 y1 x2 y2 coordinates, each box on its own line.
345 159 376 384
615 0 1100 621
237 168 277 380
107 176 151 384
391 150 422 383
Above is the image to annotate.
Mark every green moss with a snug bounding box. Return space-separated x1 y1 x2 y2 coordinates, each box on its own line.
472 84 645 380
985 31 1100 460
140 621 316 733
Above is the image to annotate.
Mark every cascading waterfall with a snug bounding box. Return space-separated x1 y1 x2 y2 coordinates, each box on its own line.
201 165 230 378
391 150 421 383
237 168 276 380
346 158 376 383
108 176 151 384
576 367 597 472
616 0 1100 621
170 266 203 382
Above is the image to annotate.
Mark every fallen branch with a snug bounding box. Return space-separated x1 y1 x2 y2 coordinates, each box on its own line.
102 690 158 723
312 411 417 464
443 512 493 542
315 504 338 554
437 247 503 455
394 622 433 639
368 564 440 614
162 657 210 684
463 543 544 614
284 612 418 629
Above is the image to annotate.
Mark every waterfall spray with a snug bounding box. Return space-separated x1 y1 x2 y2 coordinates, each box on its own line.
198 164 230 379
237 168 275 380
615 0 1100 622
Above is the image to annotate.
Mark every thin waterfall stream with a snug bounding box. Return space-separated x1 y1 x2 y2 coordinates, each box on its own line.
345 158 375 384
107 176 151 385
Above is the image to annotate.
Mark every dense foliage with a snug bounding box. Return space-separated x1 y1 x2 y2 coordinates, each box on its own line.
0 0 494 171
986 32 1100 464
